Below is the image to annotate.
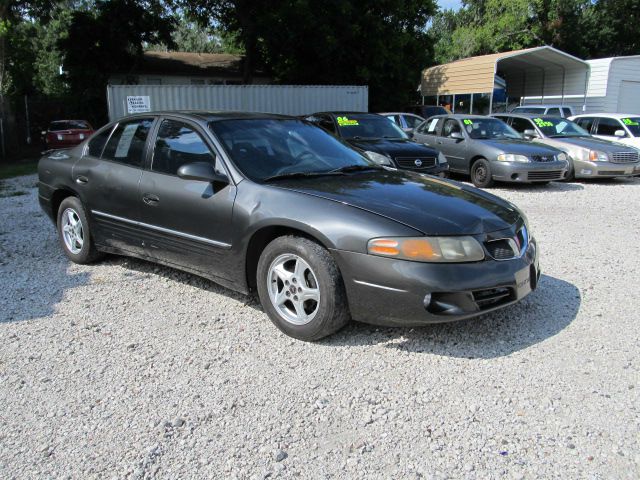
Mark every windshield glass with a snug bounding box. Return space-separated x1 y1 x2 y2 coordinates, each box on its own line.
335 114 409 140
462 118 522 140
49 120 90 131
209 118 374 181
532 117 590 137
621 117 640 136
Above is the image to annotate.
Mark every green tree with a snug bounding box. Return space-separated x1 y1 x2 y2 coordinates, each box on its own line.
147 16 243 54
582 0 640 57
179 0 438 110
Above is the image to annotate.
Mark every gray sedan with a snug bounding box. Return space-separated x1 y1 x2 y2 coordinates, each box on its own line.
494 114 640 179
413 115 568 188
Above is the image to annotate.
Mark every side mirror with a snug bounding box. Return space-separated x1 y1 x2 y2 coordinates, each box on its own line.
614 129 626 138
450 131 464 140
177 162 229 185
523 129 538 139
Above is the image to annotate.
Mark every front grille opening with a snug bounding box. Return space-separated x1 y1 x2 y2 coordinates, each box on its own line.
472 287 515 310
526 170 564 181
530 155 555 162
612 151 639 163
485 239 516 260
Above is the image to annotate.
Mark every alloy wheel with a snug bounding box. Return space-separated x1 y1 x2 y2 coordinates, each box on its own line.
61 207 84 254
267 253 320 325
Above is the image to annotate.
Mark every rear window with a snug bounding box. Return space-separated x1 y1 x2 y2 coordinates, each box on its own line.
49 120 91 131
87 127 113 157
101 118 153 167
512 107 545 114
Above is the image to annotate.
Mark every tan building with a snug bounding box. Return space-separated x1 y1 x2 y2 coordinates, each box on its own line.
420 46 589 114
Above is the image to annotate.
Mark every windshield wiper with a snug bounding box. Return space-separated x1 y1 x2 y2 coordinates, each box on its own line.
262 171 340 182
328 164 384 174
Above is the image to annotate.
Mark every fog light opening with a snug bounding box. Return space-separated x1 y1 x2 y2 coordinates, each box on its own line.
423 293 432 309
511 173 519 180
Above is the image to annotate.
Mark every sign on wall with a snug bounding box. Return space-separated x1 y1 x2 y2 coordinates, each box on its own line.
126 96 151 114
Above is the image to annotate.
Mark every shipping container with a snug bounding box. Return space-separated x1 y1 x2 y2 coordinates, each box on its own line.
107 84 368 121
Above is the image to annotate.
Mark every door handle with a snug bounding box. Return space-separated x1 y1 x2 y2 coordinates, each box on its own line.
75 175 88 184
142 194 160 206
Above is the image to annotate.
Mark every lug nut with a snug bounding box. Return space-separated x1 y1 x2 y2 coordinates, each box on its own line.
286 291 290 297
292 278 297 283
293 295 298 301
298 287 302 292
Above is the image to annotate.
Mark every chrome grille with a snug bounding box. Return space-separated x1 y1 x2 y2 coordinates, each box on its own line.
526 170 564 181
395 156 437 170
611 151 639 163
530 154 556 163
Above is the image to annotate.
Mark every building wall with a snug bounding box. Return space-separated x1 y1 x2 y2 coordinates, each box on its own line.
605 57 640 112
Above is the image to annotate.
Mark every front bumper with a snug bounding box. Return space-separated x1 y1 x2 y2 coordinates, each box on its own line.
573 160 640 178
491 160 567 183
396 163 449 177
331 238 539 327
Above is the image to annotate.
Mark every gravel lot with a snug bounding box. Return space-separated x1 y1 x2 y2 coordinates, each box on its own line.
1 173 639 479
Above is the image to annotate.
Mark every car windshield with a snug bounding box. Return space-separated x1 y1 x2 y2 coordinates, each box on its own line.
532 117 590 138
621 117 640 136
209 118 376 182
334 114 409 140
49 120 90 131
462 118 522 140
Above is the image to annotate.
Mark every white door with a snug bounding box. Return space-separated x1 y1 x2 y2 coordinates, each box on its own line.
617 81 640 113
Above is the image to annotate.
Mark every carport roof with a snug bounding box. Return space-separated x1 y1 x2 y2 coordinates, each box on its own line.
421 46 589 97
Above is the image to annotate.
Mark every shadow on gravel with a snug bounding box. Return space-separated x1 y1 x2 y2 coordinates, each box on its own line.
323 274 581 359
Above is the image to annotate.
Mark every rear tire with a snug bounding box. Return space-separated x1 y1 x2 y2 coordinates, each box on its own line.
565 158 575 181
471 158 495 188
57 197 104 264
256 236 350 341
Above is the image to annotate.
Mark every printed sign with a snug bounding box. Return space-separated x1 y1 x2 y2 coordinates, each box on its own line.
622 118 639 126
463 119 474 125
337 116 359 126
114 123 139 158
126 96 151 114
533 118 554 128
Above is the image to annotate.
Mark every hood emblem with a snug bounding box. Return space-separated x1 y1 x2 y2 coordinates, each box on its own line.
414 159 423 167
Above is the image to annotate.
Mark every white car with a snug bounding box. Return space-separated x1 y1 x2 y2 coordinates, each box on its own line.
570 113 640 150
512 105 575 118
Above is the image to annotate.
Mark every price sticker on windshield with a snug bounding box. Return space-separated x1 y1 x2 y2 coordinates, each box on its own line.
337 116 359 126
533 118 554 128
622 118 639 126
463 119 473 125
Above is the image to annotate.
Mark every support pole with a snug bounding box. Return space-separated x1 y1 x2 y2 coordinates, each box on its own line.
24 95 31 144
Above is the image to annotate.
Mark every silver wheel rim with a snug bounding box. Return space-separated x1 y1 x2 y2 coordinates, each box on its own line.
61 207 84 254
267 253 320 326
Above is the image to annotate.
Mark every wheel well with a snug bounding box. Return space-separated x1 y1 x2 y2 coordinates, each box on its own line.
245 226 325 291
51 189 78 222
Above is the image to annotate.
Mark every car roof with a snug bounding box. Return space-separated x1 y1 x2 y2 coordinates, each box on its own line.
311 111 382 118
494 113 569 121
513 105 572 109
119 110 294 123
571 113 639 118
379 112 424 116
427 114 495 120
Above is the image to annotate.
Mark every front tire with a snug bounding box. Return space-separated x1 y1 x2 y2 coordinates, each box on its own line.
57 197 104 264
471 158 495 188
256 236 350 341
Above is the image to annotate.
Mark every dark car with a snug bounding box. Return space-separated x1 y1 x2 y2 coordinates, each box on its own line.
38 111 539 341
43 120 94 149
304 112 449 176
413 115 568 187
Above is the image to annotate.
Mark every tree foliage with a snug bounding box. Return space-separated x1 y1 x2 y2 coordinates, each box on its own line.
178 0 439 110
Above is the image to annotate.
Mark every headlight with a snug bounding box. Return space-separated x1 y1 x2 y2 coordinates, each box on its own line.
557 152 567 162
367 236 485 263
588 150 609 162
497 153 530 163
364 151 393 166
57 134 63 140
437 152 447 165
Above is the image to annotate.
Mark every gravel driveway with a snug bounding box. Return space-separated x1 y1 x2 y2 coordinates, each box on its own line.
1 173 639 479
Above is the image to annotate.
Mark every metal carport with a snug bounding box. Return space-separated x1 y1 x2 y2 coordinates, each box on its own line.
420 46 590 114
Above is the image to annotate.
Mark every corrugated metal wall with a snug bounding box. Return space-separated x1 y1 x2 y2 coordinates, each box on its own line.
107 85 368 121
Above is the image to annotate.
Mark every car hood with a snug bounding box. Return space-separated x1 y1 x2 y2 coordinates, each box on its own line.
549 136 638 152
346 138 439 158
479 139 561 155
274 170 520 235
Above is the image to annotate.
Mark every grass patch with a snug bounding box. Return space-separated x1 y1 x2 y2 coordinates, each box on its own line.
0 161 39 180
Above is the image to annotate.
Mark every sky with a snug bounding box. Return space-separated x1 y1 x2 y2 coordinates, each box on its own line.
438 0 462 10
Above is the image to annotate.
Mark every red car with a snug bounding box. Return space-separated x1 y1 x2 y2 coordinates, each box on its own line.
43 120 94 149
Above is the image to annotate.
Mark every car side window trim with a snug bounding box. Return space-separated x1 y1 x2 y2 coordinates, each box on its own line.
85 124 117 159
100 117 156 168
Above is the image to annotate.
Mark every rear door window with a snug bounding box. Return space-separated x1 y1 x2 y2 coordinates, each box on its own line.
595 117 623 136
546 108 561 116
403 115 424 129
152 119 215 175
442 119 462 137
562 108 572 117
510 117 535 134
102 118 154 167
